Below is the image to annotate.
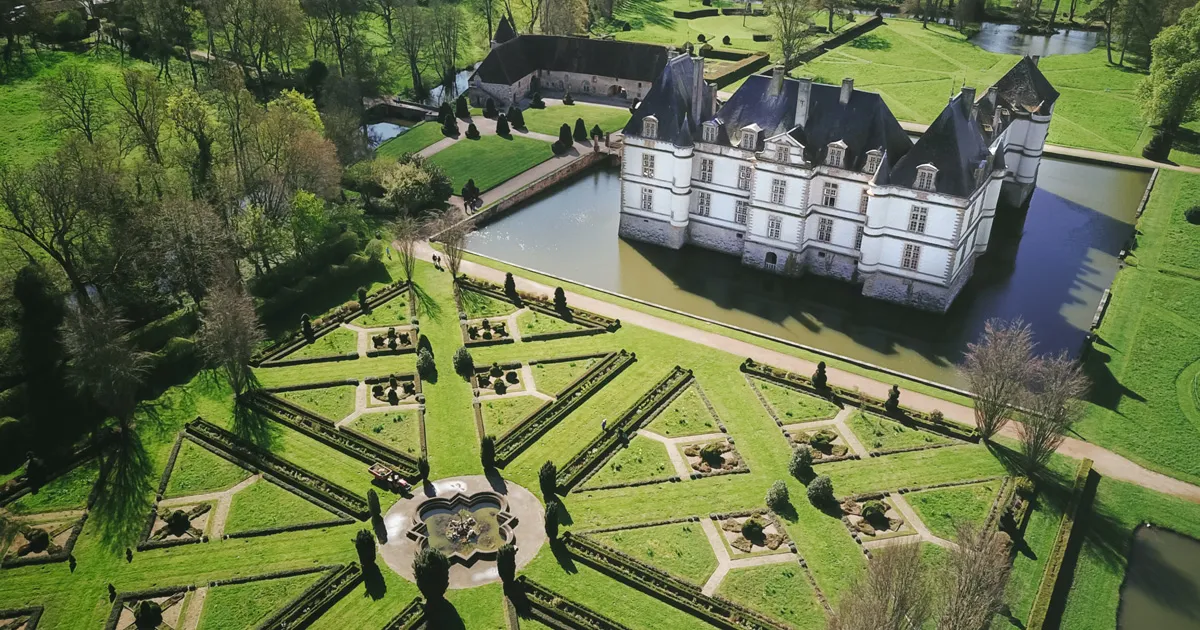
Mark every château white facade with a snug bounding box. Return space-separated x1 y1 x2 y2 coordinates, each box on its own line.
618 54 1058 312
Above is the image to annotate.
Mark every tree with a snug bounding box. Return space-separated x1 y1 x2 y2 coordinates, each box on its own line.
60 304 150 434
558 123 572 146
167 88 218 200
961 318 1036 441
807 474 833 506
416 347 435 379
394 0 428 97
484 99 498 119
885 385 900 414
197 280 264 395
412 547 450 600
107 69 167 164
553 287 567 314
453 346 474 378
504 272 517 299
455 94 469 118
538 460 557 498
299 0 365 76
418 455 430 479
496 113 511 136
788 445 813 479
369 0 402 43
545 500 560 539
41 62 108 144
1018 352 1089 473
367 488 381 517
507 105 525 128
765 480 789 510
429 0 462 86
354 528 376 565
465 122 480 139
149 198 233 307
496 542 516 583
135 601 163 627
439 214 469 280
1139 4 1200 161
936 524 1012 630
378 157 452 215
812 361 827 389
830 540 931 630
573 118 587 142
392 216 419 284
480 434 496 469
541 0 582 34
771 0 815 70
810 0 846 33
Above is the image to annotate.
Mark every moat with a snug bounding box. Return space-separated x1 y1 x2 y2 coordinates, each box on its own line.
465 158 1148 386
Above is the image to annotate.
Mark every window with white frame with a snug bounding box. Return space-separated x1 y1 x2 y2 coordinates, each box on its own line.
901 243 921 270
699 158 713 183
817 217 833 242
642 117 658 139
740 131 756 150
642 153 655 178
864 151 882 174
858 190 869 213
855 226 864 249
696 191 711 217
908 206 928 234
770 179 786 205
734 201 749 225
737 165 752 190
827 144 845 168
702 123 718 143
775 145 788 163
822 182 838 207
640 187 653 211
767 215 782 239
915 165 937 191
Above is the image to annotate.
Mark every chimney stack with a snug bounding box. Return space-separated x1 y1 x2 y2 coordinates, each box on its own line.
840 78 854 105
991 89 1004 136
692 56 706 122
769 65 785 97
1030 55 1040 66
960 86 977 119
795 78 812 128
708 82 718 120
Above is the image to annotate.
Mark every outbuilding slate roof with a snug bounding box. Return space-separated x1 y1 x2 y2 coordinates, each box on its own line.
882 92 994 198
493 16 517 44
472 35 669 86
623 55 714 147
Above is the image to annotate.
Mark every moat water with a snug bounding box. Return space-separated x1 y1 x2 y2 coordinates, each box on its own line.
969 22 1101 56
1118 526 1200 629
465 158 1147 386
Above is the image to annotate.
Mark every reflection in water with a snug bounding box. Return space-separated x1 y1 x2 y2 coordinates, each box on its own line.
969 22 1100 56
1118 526 1200 629
466 160 1145 385
366 122 409 148
425 69 474 107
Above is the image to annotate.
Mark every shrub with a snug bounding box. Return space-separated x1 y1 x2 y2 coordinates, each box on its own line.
885 385 900 413
812 361 827 390
454 94 469 118
930 409 945 423
539 460 557 498
496 114 511 136
437 102 452 122
531 92 546 108
789 445 813 478
807 475 834 506
766 480 789 510
354 529 376 565
591 124 603 140
52 10 87 41
462 178 481 204
545 500 560 539
505 371 519 384
504 272 517 298
167 509 191 534
418 455 430 480
740 517 764 541
861 500 887 523
413 547 450 600
494 380 507 395
301 313 314 341
563 91 575 105
441 116 458 137
1187 206 1200 225
465 122 480 139
367 489 381 517
810 429 836 450
508 105 525 128
484 98 498 118
496 542 517 583
25 528 49 552
723 35 731 45
700 442 725 466
553 287 568 314
558 123 572 146
552 140 569 155
416 348 435 379
453 346 474 379
481 434 496 469
135 601 163 628
573 118 588 142
1016 476 1035 497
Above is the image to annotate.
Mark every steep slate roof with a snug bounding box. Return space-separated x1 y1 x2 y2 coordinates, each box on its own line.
493 15 517 44
623 55 714 147
883 92 993 198
473 35 669 86
977 55 1059 118
713 75 913 171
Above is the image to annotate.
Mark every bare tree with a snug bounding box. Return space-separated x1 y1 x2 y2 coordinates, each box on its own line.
394 0 428 98
937 524 1012 630
771 0 816 70
961 319 1036 441
149 197 235 307
393 216 419 284
808 0 846 34
542 0 582 35
370 0 402 43
429 0 462 86
60 304 151 432
108 69 168 164
1018 352 1089 473
439 215 471 281
41 62 109 144
198 279 264 394
830 540 931 630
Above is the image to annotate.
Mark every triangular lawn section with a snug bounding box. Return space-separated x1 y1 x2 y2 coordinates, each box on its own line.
517 310 588 337
356 291 410 328
223 478 341 535
583 436 673 487
752 379 839 423
645 386 719 437
847 411 954 452
275 385 358 422
590 521 717 585
533 357 599 395
905 479 1003 540
481 396 546 437
284 327 358 360
197 571 325 630
345 410 422 458
6 459 101 515
165 440 253 499
716 563 825 630
461 289 517 319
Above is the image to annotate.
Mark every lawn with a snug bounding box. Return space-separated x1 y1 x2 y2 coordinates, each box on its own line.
164 441 252 498
197 572 323 630
461 290 517 319
345 410 422 457
481 396 546 437
7 460 100 514
375 122 446 159
223 478 339 534
847 412 953 452
716 563 826 630
533 357 599 395
517 310 587 336
584 436 674 486
521 104 632 137
356 294 410 327
904 479 1002 540
591 522 718 584
277 386 358 422
645 386 718 437
287 327 359 360
752 379 840 423
427 134 553 193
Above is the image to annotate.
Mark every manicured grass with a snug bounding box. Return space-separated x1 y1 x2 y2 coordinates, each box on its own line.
375 122 445 158
584 436 673 486
7 460 100 514
223 478 339 534
518 310 587 336
533 357 599 395
753 379 840 423
1002 493 1065 625
461 290 517 319
645 386 718 437
905 479 1002 541
481 396 546 437
356 294 410 327
591 522 718 584
521 104 632 137
277 386 358 422
426 134 553 193
847 412 952 452
346 410 422 457
716 563 825 630
288 327 359 359
164 441 252 499
197 572 323 630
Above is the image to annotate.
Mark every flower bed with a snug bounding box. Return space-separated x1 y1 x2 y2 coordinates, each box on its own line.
103 585 192 630
366 325 418 357
0 606 43 629
184 419 370 519
518 576 633 630
258 563 362 630
381 597 425 630
459 278 620 339
252 281 409 365
462 317 514 348
1026 459 1094 630
1 513 89 568
494 350 635 466
556 366 693 493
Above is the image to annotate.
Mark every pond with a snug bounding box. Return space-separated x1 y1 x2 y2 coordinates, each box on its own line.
425 67 475 107
465 158 1147 386
969 22 1101 56
365 122 409 148
1118 526 1200 629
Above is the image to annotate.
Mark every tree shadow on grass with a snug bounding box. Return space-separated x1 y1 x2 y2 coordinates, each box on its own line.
411 284 442 322
424 598 466 630
362 560 387 600
231 400 275 450
91 427 154 553
549 538 577 573
614 0 674 27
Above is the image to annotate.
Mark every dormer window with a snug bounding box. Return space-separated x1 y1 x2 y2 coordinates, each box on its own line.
915 165 938 192
864 150 882 175
642 116 658 139
775 145 788 163
826 141 846 168
740 132 756 150
702 122 718 143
